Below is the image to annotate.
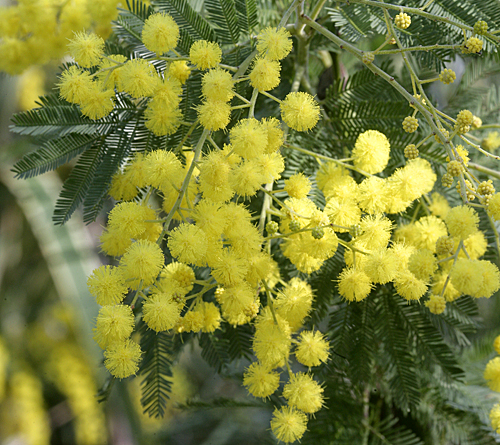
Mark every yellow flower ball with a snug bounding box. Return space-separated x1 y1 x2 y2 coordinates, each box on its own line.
280 92 320 131
283 372 324 414
257 27 293 61
249 57 281 91
104 339 142 379
270 406 308 444
445 205 479 240
67 31 104 67
243 362 280 399
190 40 222 70
141 12 179 54
352 130 391 174
338 267 372 301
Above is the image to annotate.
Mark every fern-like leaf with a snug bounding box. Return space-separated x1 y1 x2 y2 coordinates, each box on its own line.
205 0 240 45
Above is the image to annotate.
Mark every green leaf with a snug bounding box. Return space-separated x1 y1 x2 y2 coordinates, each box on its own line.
12 133 102 179
53 143 104 225
139 322 174 418
205 0 240 44
199 331 231 373
235 0 258 35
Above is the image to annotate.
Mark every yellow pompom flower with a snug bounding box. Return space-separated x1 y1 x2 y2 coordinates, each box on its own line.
432 272 461 302
198 301 221 333
93 305 135 349
413 215 448 253
271 406 308 444
243 362 280 399
100 226 133 257
261 117 284 153
352 130 391 174
325 197 361 233
168 60 191 84
253 308 292 368
141 12 179 54
199 149 235 202
284 173 311 199
67 31 104 68
338 267 372 302
490 404 500 434
408 249 438 281
283 372 324 414
197 100 231 131
249 57 281 91
144 100 182 136
295 330 330 367
142 292 181 332
144 149 184 191
485 357 500 392
230 160 266 197
428 192 451 219
109 170 138 200
216 282 256 326
192 199 227 239
281 92 320 131
445 205 479 240
104 339 142 379
364 249 398 284
450 258 483 296
202 68 234 102
254 152 285 183
167 223 208 266
58 66 93 104
357 214 393 250
230 118 268 160
358 176 390 214
211 248 248 286
488 193 500 221
494 335 500 354
87 265 128 306
275 277 314 331
107 201 159 241
79 82 115 120
119 240 165 288
425 294 446 314
190 40 222 70
159 262 195 296
257 27 293 61
473 260 500 298
178 309 205 333
153 77 183 106
119 59 159 98
394 271 428 301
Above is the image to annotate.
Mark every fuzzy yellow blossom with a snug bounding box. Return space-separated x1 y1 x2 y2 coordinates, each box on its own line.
230 118 268 160
168 224 208 266
389 242 415 269
281 92 320 131
494 336 500 354
450 258 483 296
413 216 448 253
97 54 128 89
243 362 280 399
144 149 184 191
254 152 285 183
358 176 390 214
143 292 182 332
197 100 231 131
387 158 436 204
159 262 195 296
271 406 308 443
261 117 284 153
283 373 324 414
198 150 235 202
257 27 293 61
153 77 183 105
338 267 372 302
428 192 451 219
489 193 500 221
68 31 104 67
191 200 226 240
408 250 438 281
445 205 479 240
485 357 500 392
119 240 164 288
364 249 398 284
119 59 159 98
202 68 234 102
93 305 135 349
215 282 256 325
141 12 179 54
106 202 160 243
295 330 330 367
323 174 359 202
197 302 221 333
87 265 128 306
352 130 391 174
230 160 266 197
357 214 393 250
253 308 292 368
168 60 191 84
432 272 461 302
473 260 500 298
284 173 311 199
144 100 181 135
490 404 500 434
190 40 222 69
425 294 446 314
394 271 428 301
275 278 314 331
249 57 281 91
211 248 248 286
109 170 138 201
58 66 94 104
325 197 361 232
104 339 142 379
178 310 205 333
316 162 347 191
